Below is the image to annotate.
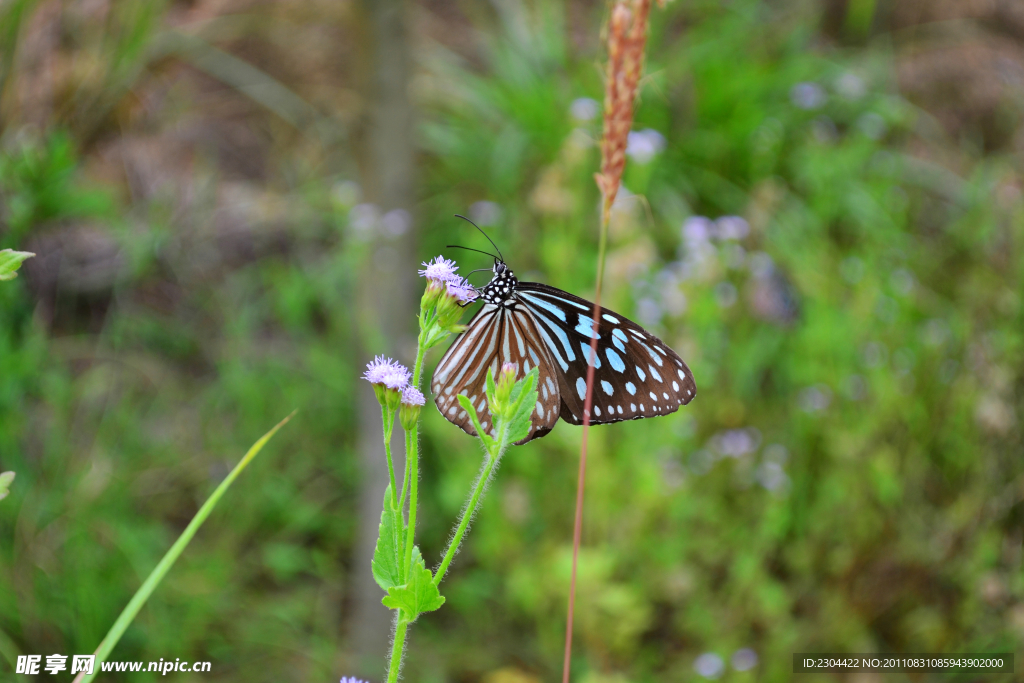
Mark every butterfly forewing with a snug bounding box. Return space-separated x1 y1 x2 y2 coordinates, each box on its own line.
515 283 697 425
431 303 562 443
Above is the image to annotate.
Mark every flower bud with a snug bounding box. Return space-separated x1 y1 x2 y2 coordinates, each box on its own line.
487 362 518 418
362 356 412 409
436 278 478 331
399 386 425 430
418 256 460 311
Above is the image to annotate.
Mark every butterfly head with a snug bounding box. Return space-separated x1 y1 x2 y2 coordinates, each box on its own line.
482 260 517 305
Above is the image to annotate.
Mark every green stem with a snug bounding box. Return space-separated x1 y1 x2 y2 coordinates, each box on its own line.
403 423 419 578
386 617 408 683
398 428 412 518
402 328 428 577
433 440 501 586
382 407 398 507
412 330 428 386
75 413 294 683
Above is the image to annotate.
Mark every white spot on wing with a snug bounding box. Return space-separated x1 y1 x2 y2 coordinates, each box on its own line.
576 377 587 399
601 380 613 395
602 314 620 324
625 382 636 395
649 365 662 381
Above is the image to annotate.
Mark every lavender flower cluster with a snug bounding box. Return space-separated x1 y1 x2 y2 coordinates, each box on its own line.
363 356 424 406
418 256 478 304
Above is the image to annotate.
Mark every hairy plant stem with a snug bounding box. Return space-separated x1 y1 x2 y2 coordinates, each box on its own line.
385 329 430 683
386 616 408 683
383 409 398 507
434 426 508 586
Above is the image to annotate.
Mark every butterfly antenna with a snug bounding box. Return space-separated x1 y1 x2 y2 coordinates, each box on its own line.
454 214 505 262
446 244 499 260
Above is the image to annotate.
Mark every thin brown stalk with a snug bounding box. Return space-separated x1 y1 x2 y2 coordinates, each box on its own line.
563 1 653 681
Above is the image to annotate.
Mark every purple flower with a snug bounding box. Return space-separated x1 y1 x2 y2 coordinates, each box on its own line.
363 356 411 390
418 256 459 283
401 386 425 407
340 678 368 683
445 277 478 304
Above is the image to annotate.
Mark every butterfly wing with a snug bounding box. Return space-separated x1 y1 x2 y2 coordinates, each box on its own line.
515 283 697 425
431 303 563 443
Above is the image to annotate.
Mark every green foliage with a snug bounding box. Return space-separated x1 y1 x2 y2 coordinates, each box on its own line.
1 0 1022 681
381 547 445 621
372 484 405 591
78 415 291 683
0 132 113 244
0 471 13 501
0 249 32 281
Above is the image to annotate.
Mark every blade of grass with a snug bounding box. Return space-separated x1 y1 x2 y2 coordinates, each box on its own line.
73 411 296 683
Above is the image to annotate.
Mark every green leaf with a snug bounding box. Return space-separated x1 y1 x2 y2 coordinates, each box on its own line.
506 368 539 444
485 366 498 407
371 484 404 591
0 250 34 281
381 547 445 620
457 393 494 449
0 471 14 501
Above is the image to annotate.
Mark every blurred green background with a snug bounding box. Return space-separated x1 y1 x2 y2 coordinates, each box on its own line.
2 0 1023 681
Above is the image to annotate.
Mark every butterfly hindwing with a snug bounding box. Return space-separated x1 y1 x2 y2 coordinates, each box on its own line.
515 283 697 426
431 303 562 444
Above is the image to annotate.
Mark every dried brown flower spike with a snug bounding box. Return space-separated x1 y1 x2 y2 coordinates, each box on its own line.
596 0 652 221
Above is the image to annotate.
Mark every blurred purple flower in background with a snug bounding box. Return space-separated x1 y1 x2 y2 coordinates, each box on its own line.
695 652 725 679
349 203 380 236
791 81 826 109
798 384 832 413
746 251 799 325
714 215 749 240
732 648 759 671
710 428 762 458
836 71 867 99
626 128 666 163
570 97 600 121
756 461 790 493
381 208 411 236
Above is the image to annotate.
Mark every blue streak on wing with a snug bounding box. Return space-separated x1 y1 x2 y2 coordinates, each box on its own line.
519 292 567 322
606 347 625 372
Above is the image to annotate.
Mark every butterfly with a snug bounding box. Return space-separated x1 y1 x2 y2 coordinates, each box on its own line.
431 226 696 444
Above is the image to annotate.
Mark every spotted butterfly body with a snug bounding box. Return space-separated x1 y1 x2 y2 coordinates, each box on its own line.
431 261 697 444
